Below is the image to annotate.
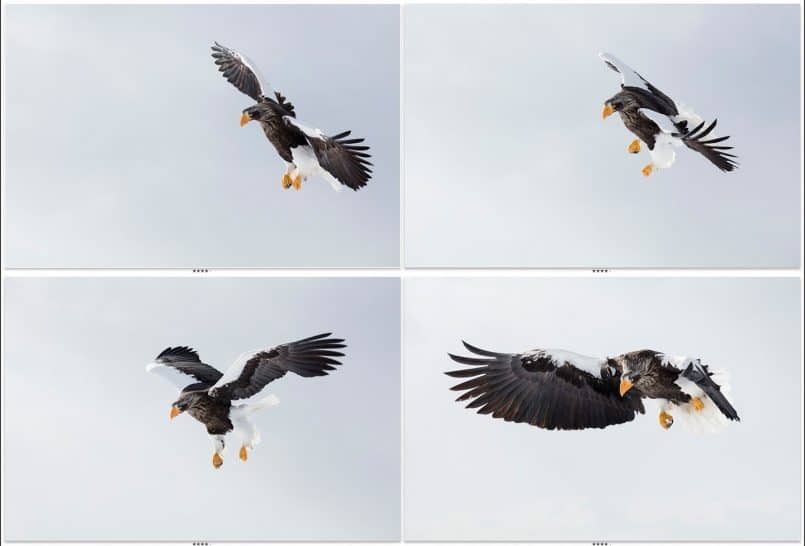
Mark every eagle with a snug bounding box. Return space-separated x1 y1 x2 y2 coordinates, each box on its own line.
446 342 740 432
211 42 372 192
146 332 345 468
600 52 738 177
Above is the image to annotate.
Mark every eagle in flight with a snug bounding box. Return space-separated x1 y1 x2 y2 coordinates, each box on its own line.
147 333 345 468
447 342 739 432
211 42 372 192
600 52 738 177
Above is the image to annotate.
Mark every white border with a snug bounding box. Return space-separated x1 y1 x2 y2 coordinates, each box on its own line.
1 1 803 545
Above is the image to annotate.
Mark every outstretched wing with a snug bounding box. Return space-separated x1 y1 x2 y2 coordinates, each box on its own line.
446 342 645 430
600 52 680 119
284 117 373 191
209 333 346 401
211 41 265 102
681 362 740 420
146 346 223 392
682 120 739 172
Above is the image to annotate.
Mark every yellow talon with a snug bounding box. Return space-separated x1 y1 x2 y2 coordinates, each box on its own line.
642 164 653 177
628 139 641 154
282 174 293 189
239 446 248 461
659 410 674 430
691 398 705 411
292 175 302 191
212 453 223 469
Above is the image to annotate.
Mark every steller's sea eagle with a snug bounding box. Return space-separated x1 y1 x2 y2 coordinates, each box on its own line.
446 342 739 432
211 42 372 192
600 52 738 177
147 333 345 468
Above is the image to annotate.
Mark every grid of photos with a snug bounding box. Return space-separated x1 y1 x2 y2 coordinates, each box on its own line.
1 2 802 545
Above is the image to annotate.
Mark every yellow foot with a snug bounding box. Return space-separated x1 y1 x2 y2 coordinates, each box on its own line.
691 397 705 411
282 174 293 190
658 410 674 430
212 453 223 469
239 446 248 461
292 175 302 191
642 164 653 177
628 139 641 154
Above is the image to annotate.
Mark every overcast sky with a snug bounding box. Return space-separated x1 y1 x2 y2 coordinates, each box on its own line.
5 5 399 268
405 4 801 268
405 277 801 541
4 277 400 541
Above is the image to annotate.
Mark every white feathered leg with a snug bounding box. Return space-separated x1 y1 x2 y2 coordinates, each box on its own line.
281 162 294 189
211 435 225 469
230 394 279 462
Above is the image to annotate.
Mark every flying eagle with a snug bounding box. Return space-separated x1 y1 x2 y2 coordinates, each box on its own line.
446 342 739 432
146 333 345 468
211 42 372 192
600 52 738 177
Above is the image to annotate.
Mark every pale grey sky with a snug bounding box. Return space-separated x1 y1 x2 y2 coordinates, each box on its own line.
5 4 399 268
405 4 801 268
405 277 801 541
4 277 400 541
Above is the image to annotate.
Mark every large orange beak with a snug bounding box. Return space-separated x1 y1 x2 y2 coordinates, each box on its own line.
619 378 633 397
240 112 251 127
602 103 615 120
170 405 182 420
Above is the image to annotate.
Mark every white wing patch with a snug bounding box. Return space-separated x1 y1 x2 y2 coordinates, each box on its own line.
145 362 200 392
210 350 260 392
527 349 606 377
599 52 649 91
284 116 325 140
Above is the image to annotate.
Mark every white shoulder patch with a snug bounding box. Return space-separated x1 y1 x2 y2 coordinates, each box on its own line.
527 349 606 377
211 350 260 391
599 52 649 91
145 362 199 392
284 116 325 140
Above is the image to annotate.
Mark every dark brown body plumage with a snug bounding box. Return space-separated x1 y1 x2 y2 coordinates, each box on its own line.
179 390 233 435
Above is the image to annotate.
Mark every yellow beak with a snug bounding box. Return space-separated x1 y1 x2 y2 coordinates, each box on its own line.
240 112 251 127
170 405 182 420
619 378 633 397
602 103 615 120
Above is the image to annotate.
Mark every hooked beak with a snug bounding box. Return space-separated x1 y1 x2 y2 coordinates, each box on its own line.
602 103 615 120
619 378 633 397
170 405 182 420
240 112 251 127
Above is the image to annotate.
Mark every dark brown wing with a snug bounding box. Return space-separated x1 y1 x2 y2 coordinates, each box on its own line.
210 333 345 401
150 346 223 387
682 120 738 172
211 42 264 102
446 342 644 430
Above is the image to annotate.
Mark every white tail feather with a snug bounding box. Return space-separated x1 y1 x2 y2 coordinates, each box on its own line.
666 369 734 434
245 393 280 414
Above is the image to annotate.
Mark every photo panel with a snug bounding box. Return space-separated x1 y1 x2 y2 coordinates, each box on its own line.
404 276 801 541
5 4 400 268
4 276 400 541
404 4 801 268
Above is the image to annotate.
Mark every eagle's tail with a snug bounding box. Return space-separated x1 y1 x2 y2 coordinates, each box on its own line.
243 393 280 415
667 369 737 434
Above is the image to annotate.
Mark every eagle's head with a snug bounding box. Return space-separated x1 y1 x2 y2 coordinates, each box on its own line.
240 105 262 127
170 397 190 420
616 352 654 396
602 93 636 119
